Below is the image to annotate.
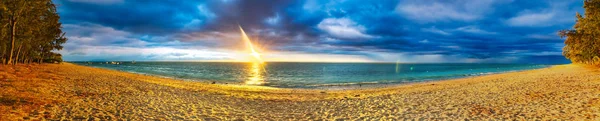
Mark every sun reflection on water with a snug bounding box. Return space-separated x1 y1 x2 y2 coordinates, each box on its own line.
245 62 265 85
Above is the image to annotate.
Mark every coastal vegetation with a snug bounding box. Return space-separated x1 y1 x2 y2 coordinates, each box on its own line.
560 0 600 65
0 0 66 65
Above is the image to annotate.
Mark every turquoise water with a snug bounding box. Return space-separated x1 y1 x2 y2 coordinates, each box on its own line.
73 62 550 88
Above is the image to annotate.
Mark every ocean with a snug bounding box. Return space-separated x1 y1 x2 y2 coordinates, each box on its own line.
73 62 551 88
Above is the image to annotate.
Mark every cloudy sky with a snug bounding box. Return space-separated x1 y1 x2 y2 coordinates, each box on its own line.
55 0 582 63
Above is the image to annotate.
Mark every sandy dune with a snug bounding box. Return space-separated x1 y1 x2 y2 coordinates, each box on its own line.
1 63 599 120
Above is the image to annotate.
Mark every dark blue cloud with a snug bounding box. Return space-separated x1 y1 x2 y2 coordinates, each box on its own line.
56 0 582 63
56 0 214 35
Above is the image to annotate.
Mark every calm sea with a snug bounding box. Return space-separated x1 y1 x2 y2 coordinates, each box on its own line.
73 62 551 88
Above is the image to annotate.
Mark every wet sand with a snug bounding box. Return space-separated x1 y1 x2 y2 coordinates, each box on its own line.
1 63 599 120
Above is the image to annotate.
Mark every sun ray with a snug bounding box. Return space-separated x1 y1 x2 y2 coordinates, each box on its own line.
239 25 264 63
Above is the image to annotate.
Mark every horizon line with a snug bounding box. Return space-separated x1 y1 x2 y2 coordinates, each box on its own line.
65 60 569 64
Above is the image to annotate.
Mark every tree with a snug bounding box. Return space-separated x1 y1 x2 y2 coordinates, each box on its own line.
559 0 600 65
0 0 66 65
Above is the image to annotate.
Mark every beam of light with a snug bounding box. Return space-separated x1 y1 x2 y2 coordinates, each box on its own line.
239 25 267 85
239 25 264 63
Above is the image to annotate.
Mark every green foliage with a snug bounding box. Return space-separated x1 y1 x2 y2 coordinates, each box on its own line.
43 53 62 63
0 0 67 64
560 0 600 66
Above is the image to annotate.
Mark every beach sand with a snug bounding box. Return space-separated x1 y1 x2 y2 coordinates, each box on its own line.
1 63 599 120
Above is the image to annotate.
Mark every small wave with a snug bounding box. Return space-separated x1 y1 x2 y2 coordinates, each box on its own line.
305 81 382 87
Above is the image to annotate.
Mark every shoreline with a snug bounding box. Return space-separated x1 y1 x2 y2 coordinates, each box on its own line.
306 68 549 90
1 63 599 120
72 62 553 90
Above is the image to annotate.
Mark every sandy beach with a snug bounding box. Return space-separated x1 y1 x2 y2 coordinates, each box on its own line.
1 63 599 120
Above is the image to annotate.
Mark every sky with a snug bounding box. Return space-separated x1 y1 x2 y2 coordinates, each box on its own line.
54 0 583 63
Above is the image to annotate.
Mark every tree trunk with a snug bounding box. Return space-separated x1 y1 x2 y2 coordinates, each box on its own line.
39 51 44 64
1 21 4 65
20 51 27 64
24 53 29 64
14 44 22 64
23 51 27 64
7 20 16 65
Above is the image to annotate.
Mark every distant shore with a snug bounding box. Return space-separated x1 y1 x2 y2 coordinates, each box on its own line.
1 63 599 120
